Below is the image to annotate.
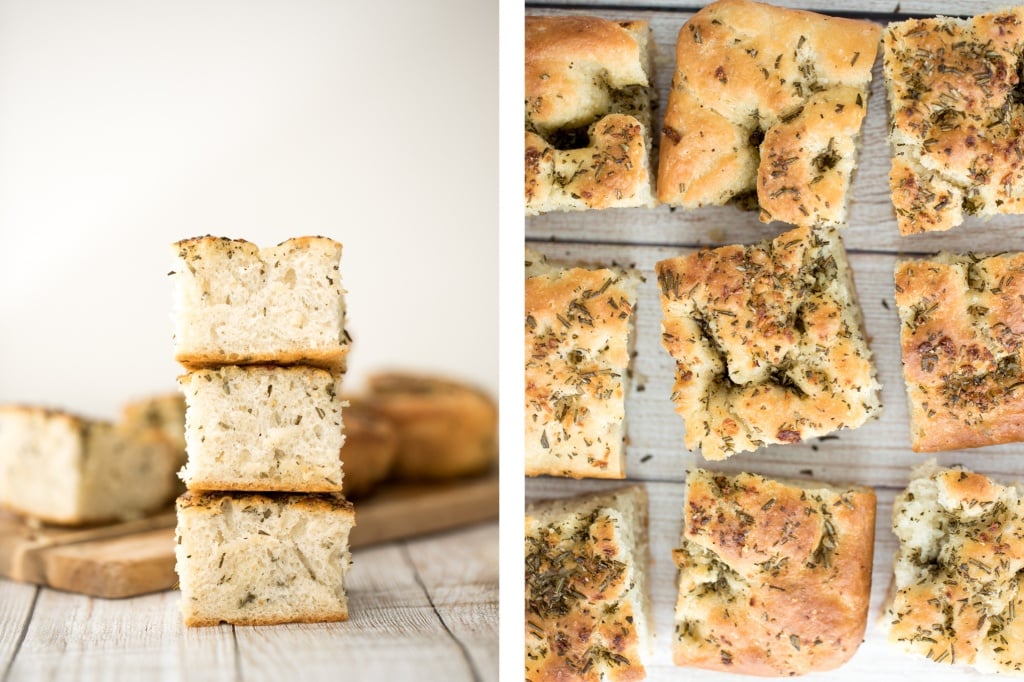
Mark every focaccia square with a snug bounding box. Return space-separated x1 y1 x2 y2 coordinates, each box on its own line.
658 0 880 227
895 252 1024 451
525 15 656 214
674 469 875 676
885 9 1024 234
656 225 881 459
525 250 640 478
526 486 650 681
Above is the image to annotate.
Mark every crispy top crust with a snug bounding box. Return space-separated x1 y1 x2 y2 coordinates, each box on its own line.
177 490 355 516
525 251 639 478
656 225 881 459
884 461 1024 673
894 253 1024 451
658 0 880 226
884 10 1024 234
675 470 875 676
526 486 648 682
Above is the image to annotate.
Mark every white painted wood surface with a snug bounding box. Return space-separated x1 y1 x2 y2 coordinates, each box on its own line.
0 522 497 682
525 1 1024 679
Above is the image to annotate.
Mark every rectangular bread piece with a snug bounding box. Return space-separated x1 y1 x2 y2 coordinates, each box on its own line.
179 365 345 492
525 15 656 214
657 0 880 227
171 236 349 371
884 9 1024 234
525 249 640 478
882 460 1024 673
526 485 651 681
656 224 881 459
0 405 179 525
895 252 1024 451
674 469 875 676
176 490 354 626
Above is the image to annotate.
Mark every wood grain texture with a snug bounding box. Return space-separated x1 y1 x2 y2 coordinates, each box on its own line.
0 580 36 676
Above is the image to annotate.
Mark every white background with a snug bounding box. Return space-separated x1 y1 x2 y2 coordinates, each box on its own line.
0 0 497 419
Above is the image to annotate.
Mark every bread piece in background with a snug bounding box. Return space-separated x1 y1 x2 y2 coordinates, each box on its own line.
364 372 496 481
0 405 178 525
179 365 345 493
339 398 398 498
525 485 651 681
121 392 187 474
525 249 640 479
674 469 875 675
882 460 1024 673
176 490 354 626
171 236 349 372
525 15 656 214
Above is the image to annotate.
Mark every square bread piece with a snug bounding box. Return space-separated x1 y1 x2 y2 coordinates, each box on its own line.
882 460 1024 673
525 249 641 478
895 253 1024 451
658 0 880 227
884 9 1024 234
656 225 881 460
171 236 349 372
674 469 875 676
176 490 354 626
526 485 651 681
525 15 656 214
179 365 345 492
0 406 179 525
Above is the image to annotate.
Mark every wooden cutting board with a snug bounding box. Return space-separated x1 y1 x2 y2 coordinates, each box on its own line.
0 473 498 599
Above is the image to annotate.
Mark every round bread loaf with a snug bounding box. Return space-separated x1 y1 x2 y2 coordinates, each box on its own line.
339 399 398 498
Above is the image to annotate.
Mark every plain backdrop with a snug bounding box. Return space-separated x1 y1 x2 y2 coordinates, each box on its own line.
0 0 497 418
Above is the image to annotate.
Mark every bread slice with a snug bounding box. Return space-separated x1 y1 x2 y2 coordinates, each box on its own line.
895 253 1024 451
657 0 880 227
121 392 187 474
525 249 641 478
674 469 875 675
171 236 349 371
882 460 1024 673
338 398 398 498
884 9 1024 234
526 485 651 681
525 15 656 214
176 490 354 626
656 225 881 459
179 365 345 492
364 372 497 480
0 405 179 525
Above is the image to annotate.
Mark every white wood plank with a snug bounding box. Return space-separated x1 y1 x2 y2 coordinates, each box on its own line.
405 523 500 682
529 1 1013 19
525 478 995 680
0 580 37 675
234 541 480 682
5 589 235 682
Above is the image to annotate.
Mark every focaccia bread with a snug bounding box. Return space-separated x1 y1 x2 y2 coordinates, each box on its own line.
884 9 1024 234
525 15 656 214
525 249 641 478
176 490 354 626
895 253 1024 451
339 398 398 498
674 469 875 676
179 365 345 492
363 372 497 480
658 0 880 226
656 225 881 459
171 236 349 371
526 485 651 681
0 405 179 525
882 461 1024 673
121 392 187 473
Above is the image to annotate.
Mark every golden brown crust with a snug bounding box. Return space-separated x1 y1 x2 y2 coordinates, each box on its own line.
525 15 655 214
656 225 881 459
675 470 875 676
894 253 1024 451
658 0 880 226
183 612 349 627
884 10 1024 234
525 251 639 478
339 399 398 498
175 347 348 373
176 490 355 516
526 486 649 682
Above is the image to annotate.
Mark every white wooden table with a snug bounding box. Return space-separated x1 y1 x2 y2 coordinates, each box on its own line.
525 1 1024 679
0 522 497 682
